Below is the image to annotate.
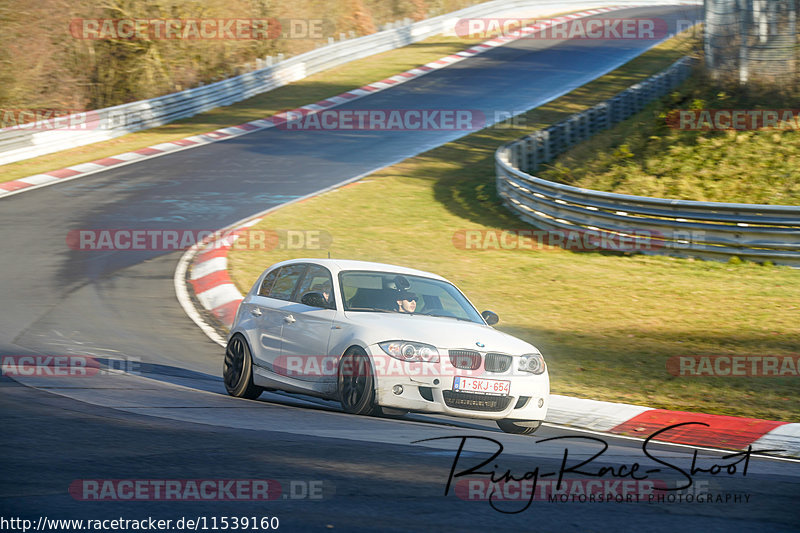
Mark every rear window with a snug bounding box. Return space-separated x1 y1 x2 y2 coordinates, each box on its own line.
263 264 306 301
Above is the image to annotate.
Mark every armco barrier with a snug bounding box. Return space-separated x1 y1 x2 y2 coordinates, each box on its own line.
496 57 800 266
0 0 700 166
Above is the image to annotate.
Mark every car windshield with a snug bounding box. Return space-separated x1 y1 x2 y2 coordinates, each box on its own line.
339 270 484 324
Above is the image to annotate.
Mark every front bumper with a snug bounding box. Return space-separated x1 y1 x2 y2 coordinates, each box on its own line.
368 345 550 421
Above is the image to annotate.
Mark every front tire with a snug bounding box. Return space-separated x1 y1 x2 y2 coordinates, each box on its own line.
497 419 541 435
224 334 264 400
337 347 381 416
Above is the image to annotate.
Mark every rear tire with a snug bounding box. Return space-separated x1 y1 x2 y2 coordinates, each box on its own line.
337 347 381 416
224 334 264 400
497 419 541 435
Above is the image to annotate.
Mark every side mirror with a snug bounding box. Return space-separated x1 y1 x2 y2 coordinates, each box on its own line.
481 310 499 326
301 291 333 309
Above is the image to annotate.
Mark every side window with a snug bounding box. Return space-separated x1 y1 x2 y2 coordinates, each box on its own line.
258 269 280 297
267 264 306 301
295 265 335 306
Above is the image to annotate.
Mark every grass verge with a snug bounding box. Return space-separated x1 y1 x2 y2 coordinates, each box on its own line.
228 32 800 422
540 66 800 204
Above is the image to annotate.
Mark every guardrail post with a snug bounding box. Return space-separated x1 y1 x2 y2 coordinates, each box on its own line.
508 142 520 172
596 102 609 132
525 136 536 173
623 89 634 120
562 119 572 149
609 95 620 125
579 112 590 143
550 125 562 159
541 129 551 166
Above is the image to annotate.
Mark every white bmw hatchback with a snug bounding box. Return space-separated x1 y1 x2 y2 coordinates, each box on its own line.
224 259 549 434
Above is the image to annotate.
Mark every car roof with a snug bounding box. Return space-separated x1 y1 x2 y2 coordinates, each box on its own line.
266 258 449 282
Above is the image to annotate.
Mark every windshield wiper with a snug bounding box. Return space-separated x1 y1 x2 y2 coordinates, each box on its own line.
420 312 475 322
346 307 391 313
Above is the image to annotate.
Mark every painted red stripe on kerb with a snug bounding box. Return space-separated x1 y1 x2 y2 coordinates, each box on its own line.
611 410 786 449
317 99 336 106
46 168 81 178
195 246 231 264
0 181 33 192
134 147 163 156
236 123 260 131
92 157 124 166
190 270 231 295
212 299 242 327
396 72 415 78
171 138 198 146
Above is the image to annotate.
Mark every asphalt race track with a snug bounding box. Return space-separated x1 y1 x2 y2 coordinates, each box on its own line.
2 5 799 532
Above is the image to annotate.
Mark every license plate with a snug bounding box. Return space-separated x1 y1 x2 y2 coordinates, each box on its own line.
453 376 510 396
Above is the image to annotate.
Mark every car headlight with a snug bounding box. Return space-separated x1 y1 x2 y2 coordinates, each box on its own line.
379 341 440 363
519 353 546 374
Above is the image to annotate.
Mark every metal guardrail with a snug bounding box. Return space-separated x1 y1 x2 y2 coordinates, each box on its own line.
0 0 699 166
496 57 800 267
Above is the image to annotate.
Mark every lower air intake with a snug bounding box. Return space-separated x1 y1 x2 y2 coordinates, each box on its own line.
442 391 512 412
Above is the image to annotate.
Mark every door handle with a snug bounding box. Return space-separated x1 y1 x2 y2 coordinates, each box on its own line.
250 308 262 317
284 315 296 324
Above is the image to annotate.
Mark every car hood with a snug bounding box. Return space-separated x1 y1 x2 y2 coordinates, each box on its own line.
342 311 539 355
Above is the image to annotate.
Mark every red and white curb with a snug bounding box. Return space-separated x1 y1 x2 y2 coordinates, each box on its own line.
177 220 800 459
173 177 368 348
2 5 639 199
547 395 800 457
